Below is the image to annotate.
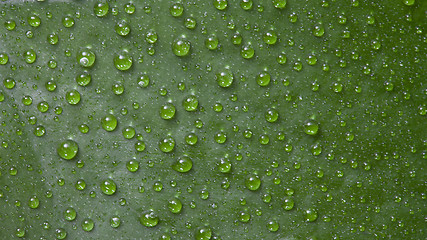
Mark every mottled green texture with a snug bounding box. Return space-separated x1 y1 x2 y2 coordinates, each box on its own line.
0 0 425 239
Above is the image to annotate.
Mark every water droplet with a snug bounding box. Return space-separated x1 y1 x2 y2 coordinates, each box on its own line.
75 179 86 190
282 197 294 210
184 17 197 29
216 69 234 88
57 140 79 160
64 207 77 221
110 216 121 228
101 114 118 131
126 160 139 172
28 15 41 27
184 133 198 145
115 20 131 36
313 25 325 37
267 221 279 232
214 132 227 144
65 90 81 105
94 1 109 17
245 175 261 191
241 44 255 59
205 34 219 50
100 179 117 195
0 53 9 65
23 49 37 64
172 37 191 57
304 209 318 222
263 30 278 45
82 218 95 232
160 103 176 120
114 52 133 71
218 158 232 173
213 0 228 10
172 156 193 173
182 95 199 111
265 108 279 123
77 49 95 68
159 136 175 153
76 72 91 87
140 210 159 227
240 0 253 10
195 227 212 240
256 71 271 86
168 198 183 213
170 3 184 17
145 30 158 44
62 16 75 28
28 195 39 209
272 0 287 9
303 120 319 136
403 0 415 6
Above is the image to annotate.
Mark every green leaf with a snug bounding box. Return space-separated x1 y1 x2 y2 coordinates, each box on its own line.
0 0 425 239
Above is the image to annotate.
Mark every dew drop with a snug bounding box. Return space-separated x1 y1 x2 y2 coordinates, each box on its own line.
57 140 79 160
100 179 117 195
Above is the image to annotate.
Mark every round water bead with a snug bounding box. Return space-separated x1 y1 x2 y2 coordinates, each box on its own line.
265 108 279 122
172 156 193 173
313 25 325 37
76 72 91 86
57 140 79 160
168 198 183 213
82 218 95 232
172 37 191 57
184 17 197 29
182 95 198 111
304 209 318 222
245 175 261 191
213 0 228 10
64 207 77 221
256 71 271 86
28 195 40 209
110 216 121 228
240 0 253 10
195 227 212 240
122 126 135 139
28 15 41 27
0 53 9 65
214 132 227 144
100 179 117 195
216 69 234 88
267 220 279 232
94 1 109 17
145 30 158 44
263 30 278 45
23 49 37 64
205 34 219 50
170 3 184 17
137 74 150 88
272 0 287 9
303 120 319 136
62 16 75 28
159 103 176 120
241 44 255 59
180 134 195 147
47 33 59 45
238 211 251 222
65 90 81 105
159 137 175 153
115 20 131 36
140 210 159 227
101 114 118 131
114 52 133 71
76 49 96 67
